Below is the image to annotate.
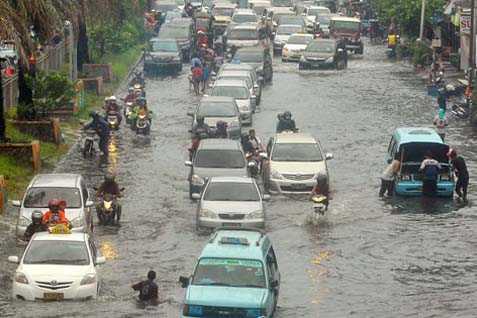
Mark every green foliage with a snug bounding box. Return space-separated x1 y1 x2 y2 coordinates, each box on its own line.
397 39 432 65
25 70 75 118
369 0 447 37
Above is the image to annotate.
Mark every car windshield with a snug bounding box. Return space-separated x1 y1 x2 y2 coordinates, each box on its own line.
159 26 189 38
272 143 323 161
198 102 237 117
204 182 260 201
232 14 258 23
24 187 82 208
307 41 335 52
150 41 178 52
287 35 313 44
213 8 235 16
220 76 252 88
195 149 246 168
331 20 360 30
279 17 304 26
229 28 258 40
277 25 303 35
273 12 293 22
192 258 266 288
24 240 90 265
308 8 330 16
212 86 249 99
318 15 332 24
234 51 263 63
272 0 293 7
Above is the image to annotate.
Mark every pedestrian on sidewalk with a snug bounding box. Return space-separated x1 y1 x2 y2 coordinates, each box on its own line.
379 152 401 197
433 108 448 141
447 148 469 201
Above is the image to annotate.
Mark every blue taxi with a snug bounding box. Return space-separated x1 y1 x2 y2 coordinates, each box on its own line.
179 227 280 318
386 127 454 196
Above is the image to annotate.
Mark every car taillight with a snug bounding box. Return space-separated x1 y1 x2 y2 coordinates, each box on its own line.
261 308 267 316
183 305 189 315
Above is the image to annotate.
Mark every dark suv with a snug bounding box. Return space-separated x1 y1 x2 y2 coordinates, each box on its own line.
232 47 273 83
299 38 347 70
144 38 183 74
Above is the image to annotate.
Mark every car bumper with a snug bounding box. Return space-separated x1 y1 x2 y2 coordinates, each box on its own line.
300 60 334 69
395 181 454 196
12 281 97 301
269 179 315 194
144 62 182 71
282 51 302 61
198 217 264 229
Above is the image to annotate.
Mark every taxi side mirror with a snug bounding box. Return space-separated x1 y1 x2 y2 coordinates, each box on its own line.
325 153 334 160
191 193 201 200
11 200 21 207
262 194 271 201
85 201 95 208
8 256 19 264
179 275 190 288
95 256 106 265
185 160 193 167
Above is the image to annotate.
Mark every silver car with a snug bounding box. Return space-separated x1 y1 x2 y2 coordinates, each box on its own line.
265 133 333 194
188 96 242 138
12 174 95 240
209 79 255 125
185 139 248 198
226 24 260 48
193 176 270 230
215 70 260 108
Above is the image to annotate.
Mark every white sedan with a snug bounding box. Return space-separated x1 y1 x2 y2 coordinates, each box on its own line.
281 33 314 62
8 231 105 301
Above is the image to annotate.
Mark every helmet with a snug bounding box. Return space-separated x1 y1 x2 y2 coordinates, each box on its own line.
283 111 292 120
196 115 205 125
447 148 457 158
316 171 327 183
148 270 156 280
31 210 43 224
446 84 455 91
136 97 146 105
109 95 117 102
104 96 110 102
48 199 60 213
104 172 115 182
216 120 227 129
128 87 134 92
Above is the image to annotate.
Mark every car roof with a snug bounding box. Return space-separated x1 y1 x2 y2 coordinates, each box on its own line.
308 5 329 9
331 16 360 22
31 174 80 188
200 229 269 260
209 176 255 183
234 9 256 14
269 7 293 12
275 132 317 143
311 38 337 44
213 3 236 7
220 70 251 76
289 32 314 38
214 79 248 87
199 138 242 150
278 24 304 28
393 127 444 144
200 96 235 103
232 23 258 30
32 231 86 242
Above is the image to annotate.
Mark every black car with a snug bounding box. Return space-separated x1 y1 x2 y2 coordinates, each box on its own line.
144 38 183 74
158 23 194 61
232 47 273 83
299 39 347 70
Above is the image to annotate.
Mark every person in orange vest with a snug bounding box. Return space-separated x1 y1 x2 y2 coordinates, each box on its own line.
42 199 68 226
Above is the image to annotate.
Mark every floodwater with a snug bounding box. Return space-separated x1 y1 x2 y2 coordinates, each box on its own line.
1 41 476 318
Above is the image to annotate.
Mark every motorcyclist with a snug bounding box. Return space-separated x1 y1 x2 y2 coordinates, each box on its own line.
214 120 228 138
131 71 145 88
248 129 263 151
197 31 208 49
84 111 110 156
241 132 255 154
96 172 123 224
192 115 209 135
189 130 208 160
106 95 122 124
276 111 296 133
309 171 331 208
23 210 47 240
185 1 194 17
124 87 136 104
42 199 69 226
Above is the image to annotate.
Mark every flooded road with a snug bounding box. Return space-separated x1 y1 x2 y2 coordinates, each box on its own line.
1 41 477 317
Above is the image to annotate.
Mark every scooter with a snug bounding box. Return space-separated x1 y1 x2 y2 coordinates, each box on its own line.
246 151 268 178
81 127 98 158
94 188 125 226
107 111 120 130
124 102 133 124
135 113 151 135
311 194 328 215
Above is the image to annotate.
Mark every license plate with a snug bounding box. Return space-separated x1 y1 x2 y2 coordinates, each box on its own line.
313 63 321 67
291 184 308 191
223 223 241 227
43 292 64 300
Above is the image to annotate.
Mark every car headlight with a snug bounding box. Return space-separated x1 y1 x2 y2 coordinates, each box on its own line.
185 305 203 316
173 56 181 61
325 57 334 63
300 55 306 62
80 273 97 285
239 105 251 112
70 217 83 228
18 217 30 227
282 47 288 52
401 175 411 181
270 169 284 180
440 175 451 181
191 174 205 186
247 210 264 219
199 209 217 219
15 272 29 285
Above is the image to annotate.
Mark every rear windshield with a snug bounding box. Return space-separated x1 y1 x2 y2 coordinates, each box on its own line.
24 187 82 208
204 182 260 201
232 14 258 23
198 102 237 117
219 75 252 88
277 25 303 35
233 50 263 63
212 8 235 16
273 12 293 22
211 85 250 99
331 20 360 30
272 0 293 7
308 8 330 16
159 25 189 38
307 41 335 52
229 28 258 40
195 149 245 168
287 35 313 44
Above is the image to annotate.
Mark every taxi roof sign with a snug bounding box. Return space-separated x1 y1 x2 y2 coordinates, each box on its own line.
48 224 71 234
219 236 250 246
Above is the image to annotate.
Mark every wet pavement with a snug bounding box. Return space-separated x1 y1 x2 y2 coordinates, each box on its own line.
1 41 477 317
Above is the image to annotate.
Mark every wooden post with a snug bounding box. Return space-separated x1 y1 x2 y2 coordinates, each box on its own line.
0 175 6 213
51 118 61 145
31 140 40 172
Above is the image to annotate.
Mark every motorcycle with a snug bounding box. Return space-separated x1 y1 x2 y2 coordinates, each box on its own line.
80 123 99 158
94 188 125 226
123 102 133 124
135 113 151 135
386 35 399 59
311 194 328 215
107 111 120 130
246 151 268 179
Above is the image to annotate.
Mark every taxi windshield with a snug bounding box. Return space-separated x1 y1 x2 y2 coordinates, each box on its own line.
24 240 90 265
192 258 266 288
24 187 82 208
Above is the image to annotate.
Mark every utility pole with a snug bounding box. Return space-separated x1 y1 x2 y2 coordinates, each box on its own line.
419 0 426 41
66 20 77 81
470 0 475 89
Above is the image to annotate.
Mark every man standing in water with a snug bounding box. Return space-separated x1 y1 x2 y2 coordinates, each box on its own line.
447 148 469 201
132 270 159 305
419 152 441 196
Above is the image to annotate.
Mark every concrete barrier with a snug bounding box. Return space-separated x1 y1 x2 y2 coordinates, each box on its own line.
0 140 40 171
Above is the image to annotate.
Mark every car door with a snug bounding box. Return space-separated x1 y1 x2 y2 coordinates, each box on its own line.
80 178 92 230
88 237 101 290
266 246 280 311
